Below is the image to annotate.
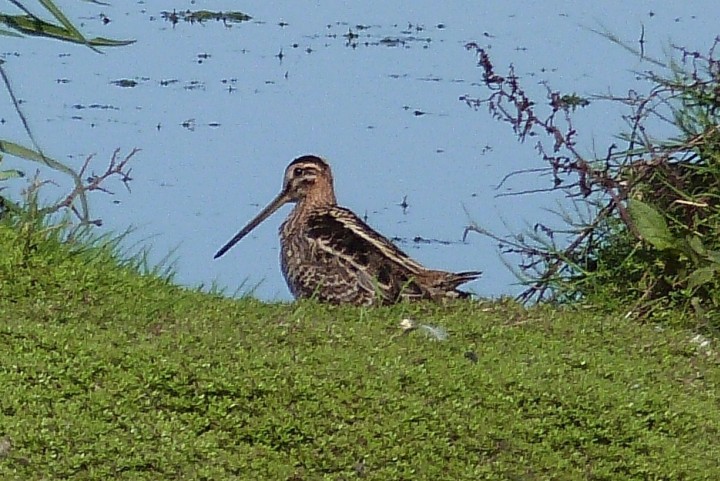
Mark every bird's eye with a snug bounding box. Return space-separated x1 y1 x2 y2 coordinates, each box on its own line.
293 167 303 176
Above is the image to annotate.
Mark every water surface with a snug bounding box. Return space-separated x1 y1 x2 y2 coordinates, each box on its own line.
1 2 718 300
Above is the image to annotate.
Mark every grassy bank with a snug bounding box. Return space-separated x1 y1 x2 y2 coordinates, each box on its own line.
1 223 719 480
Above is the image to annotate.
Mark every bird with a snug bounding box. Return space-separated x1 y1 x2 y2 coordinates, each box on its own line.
214 155 481 305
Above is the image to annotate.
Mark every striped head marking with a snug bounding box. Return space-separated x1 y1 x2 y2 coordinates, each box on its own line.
282 155 334 202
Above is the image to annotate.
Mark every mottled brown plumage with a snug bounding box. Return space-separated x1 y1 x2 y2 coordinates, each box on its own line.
214 155 481 305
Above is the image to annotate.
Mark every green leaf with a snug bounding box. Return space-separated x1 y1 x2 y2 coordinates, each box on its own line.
0 14 79 41
628 199 677 251
0 139 77 180
687 235 706 256
0 169 24 180
0 139 54 164
0 14 133 47
707 250 720 265
38 0 85 43
0 139 89 218
0 27 23 37
686 266 719 290
84 36 135 47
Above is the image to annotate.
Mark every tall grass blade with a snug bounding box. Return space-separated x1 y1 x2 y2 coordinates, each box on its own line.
0 139 88 219
0 27 22 37
0 14 133 47
37 0 84 42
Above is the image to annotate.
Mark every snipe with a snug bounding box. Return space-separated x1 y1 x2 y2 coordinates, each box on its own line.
214 155 481 305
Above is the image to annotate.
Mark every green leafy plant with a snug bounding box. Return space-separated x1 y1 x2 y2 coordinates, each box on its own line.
463 38 720 326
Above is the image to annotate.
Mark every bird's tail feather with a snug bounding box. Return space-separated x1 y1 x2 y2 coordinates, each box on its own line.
448 270 482 287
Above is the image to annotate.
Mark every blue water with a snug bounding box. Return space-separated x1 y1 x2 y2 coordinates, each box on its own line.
1 2 718 300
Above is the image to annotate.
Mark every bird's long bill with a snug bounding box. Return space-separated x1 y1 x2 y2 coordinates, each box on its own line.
213 190 290 259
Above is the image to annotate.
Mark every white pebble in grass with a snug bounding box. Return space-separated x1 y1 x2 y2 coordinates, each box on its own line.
399 318 417 332
399 318 448 341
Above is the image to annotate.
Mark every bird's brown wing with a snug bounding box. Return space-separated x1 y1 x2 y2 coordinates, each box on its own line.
305 207 428 302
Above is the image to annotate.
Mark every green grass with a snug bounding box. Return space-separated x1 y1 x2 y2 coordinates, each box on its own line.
1 222 719 480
